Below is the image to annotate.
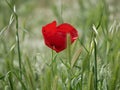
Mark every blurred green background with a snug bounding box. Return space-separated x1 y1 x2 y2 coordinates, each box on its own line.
0 0 119 53
0 0 120 90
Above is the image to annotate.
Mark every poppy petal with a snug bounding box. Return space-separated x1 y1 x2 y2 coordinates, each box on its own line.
57 23 78 42
42 21 56 37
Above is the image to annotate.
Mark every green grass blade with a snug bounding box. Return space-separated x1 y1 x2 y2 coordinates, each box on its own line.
71 48 82 68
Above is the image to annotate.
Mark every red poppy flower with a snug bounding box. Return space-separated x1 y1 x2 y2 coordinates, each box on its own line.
42 21 78 53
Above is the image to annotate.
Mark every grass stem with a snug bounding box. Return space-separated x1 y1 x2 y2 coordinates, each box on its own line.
6 0 22 80
94 39 98 90
14 8 22 79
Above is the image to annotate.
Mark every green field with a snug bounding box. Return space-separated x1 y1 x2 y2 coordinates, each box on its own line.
0 0 120 90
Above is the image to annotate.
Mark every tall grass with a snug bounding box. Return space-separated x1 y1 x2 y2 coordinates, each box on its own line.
0 0 120 90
